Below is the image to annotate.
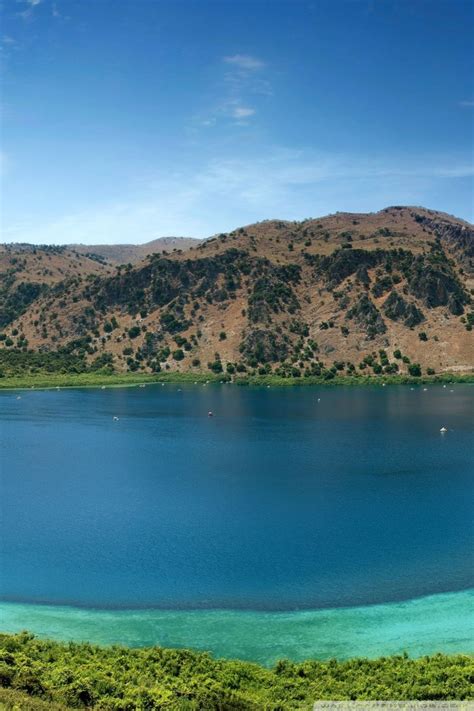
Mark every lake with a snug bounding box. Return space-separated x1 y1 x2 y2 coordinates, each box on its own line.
1 383 473 662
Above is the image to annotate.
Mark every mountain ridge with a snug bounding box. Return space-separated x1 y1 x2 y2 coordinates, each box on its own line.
1 206 472 379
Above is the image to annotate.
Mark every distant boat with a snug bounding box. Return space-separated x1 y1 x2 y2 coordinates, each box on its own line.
113 416 119 421
208 411 213 417
440 427 447 433
101 386 106 390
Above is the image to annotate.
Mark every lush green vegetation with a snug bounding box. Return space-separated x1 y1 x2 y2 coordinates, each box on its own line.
0 370 226 390
0 368 472 391
0 633 472 710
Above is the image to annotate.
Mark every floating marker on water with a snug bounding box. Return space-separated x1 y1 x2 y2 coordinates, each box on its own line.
208 411 213 417
113 416 119 421
440 427 447 433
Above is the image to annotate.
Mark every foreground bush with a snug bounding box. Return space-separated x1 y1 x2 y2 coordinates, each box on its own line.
0 633 473 709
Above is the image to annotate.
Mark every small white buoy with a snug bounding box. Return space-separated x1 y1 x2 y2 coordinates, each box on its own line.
208 411 213 417
56 386 60 390
139 384 146 388
450 389 454 392
317 398 321 402
101 386 106 390
410 388 414 391
113 416 119 421
440 427 447 433
382 383 386 387
443 385 447 389
267 385 270 388
423 388 427 392
16 396 21 400
177 388 181 392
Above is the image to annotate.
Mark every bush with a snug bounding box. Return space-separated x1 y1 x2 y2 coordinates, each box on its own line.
208 360 223 373
418 332 428 342
408 363 422 376
128 326 141 339
172 349 184 361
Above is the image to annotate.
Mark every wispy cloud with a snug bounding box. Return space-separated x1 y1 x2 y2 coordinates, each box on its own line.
195 53 269 128
223 54 265 71
4 148 473 245
459 99 474 107
17 0 42 21
231 106 256 119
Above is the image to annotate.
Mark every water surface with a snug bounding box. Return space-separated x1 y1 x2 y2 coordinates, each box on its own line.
1 383 472 613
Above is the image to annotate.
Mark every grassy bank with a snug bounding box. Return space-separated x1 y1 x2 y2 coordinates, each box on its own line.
0 633 473 709
0 370 472 391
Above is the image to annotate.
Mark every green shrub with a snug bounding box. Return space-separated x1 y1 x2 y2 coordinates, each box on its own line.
128 326 141 339
408 363 422 376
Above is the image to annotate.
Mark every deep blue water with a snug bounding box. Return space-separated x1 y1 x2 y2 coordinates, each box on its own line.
1 384 473 611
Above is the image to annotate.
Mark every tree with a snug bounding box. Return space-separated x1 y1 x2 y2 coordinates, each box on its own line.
408 363 422 376
128 326 141 339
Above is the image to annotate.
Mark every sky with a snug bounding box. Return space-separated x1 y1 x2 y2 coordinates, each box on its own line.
1 0 473 245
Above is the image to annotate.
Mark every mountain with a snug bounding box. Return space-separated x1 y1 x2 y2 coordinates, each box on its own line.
69 236 202 265
1 206 473 379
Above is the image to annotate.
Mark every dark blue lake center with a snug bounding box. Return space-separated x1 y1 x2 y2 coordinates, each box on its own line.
1 384 473 611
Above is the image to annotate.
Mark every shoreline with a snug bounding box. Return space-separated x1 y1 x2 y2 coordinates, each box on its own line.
0 370 473 391
1 588 472 665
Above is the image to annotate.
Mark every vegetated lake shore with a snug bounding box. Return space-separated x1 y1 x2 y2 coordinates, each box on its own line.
0 370 473 391
0 632 473 710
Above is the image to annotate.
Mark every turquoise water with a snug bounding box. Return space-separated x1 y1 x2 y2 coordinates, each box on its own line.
1 590 473 665
1 383 473 660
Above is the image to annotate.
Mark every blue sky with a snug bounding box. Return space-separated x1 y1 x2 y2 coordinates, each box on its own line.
1 0 473 244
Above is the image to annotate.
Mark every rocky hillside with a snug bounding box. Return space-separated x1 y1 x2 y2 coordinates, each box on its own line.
69 236 201 265
1 206 473 379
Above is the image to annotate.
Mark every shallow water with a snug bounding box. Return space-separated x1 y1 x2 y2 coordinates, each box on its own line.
1 383 473 658
1 590 473 665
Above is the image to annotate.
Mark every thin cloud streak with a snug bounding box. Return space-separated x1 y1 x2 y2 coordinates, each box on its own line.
194 53 268 128
223 54 265 71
